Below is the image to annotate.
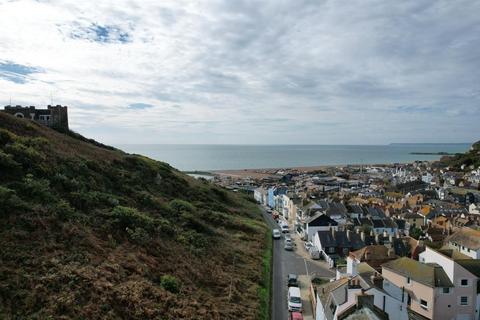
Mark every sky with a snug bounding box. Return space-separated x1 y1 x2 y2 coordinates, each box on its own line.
0 0 479 145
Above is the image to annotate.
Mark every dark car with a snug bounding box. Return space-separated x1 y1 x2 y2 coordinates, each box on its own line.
287 273 299 287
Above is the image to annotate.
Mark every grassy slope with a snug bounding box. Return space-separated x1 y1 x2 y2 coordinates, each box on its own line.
438 140 480 171
0 113 268 320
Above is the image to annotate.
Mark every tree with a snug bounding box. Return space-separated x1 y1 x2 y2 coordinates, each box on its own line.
409 226 423 240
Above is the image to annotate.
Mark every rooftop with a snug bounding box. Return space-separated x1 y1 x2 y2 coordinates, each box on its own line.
382 257 453 288
446 227 480 250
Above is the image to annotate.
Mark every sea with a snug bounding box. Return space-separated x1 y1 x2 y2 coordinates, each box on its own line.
116 143 471 172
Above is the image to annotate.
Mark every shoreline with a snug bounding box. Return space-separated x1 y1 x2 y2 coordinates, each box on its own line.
210 160 432 179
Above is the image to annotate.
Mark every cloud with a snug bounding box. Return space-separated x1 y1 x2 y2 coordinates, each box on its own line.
0 60 42 84
66 22 131 44
0 0 478 144
128 103 154 109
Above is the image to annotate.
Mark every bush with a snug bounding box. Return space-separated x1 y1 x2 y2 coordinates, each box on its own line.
110 206 155 231
0 150 21 174
0 185 25 214
160 275 179 293
20 174 53 204
52 199 75 221
126 227 151 245
0 129 14 145
4 141 45 166
169 199 195 214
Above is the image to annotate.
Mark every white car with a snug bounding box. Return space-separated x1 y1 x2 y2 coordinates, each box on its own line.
272 229 281 239
304 241 314 251
281 224 289 233
287 286 303 312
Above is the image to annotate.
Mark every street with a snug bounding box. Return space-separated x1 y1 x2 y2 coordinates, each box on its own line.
261 208 334 320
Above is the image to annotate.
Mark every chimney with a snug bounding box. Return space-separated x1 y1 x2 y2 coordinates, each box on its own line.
387 247 395 257
356 228 360 234
364 250 371 260
361 231 365 242
331 227 336 238
347 229 352 241
356 294 375 309
389 234 394 243
375 232 379 244
370 274 384 289
383 230 388 238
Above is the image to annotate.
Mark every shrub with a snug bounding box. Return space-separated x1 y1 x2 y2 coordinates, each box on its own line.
53 199 75 221
0 150 21 174
126 227 151 245
110 206 155 231
0 185 25 214
0 129 14 145
4 141 45 166
20 174 53 204
169 199 195 214
160 275 179 293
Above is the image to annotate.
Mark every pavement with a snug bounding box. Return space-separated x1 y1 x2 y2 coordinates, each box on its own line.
298 275 314 320
261 208 334 320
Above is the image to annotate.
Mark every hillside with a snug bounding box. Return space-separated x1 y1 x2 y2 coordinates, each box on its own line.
438 140 480 170
0 113 270 320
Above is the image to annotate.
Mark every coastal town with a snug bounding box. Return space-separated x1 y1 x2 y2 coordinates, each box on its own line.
213 144 480 320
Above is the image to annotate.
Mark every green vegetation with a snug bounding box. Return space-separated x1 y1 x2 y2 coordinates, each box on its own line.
160 275 180 293
438 140 480 171
409 226 423 240
257 227 273 320
0 113 267 320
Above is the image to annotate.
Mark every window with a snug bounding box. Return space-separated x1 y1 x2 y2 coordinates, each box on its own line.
406 277 411 284
460 296 468 306
442 288 450 294
461 279 469 286
420 299 428 309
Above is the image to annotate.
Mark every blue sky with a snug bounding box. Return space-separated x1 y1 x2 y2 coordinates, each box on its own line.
0 0 479 144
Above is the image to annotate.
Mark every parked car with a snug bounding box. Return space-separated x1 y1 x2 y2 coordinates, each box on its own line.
287 286 303 312
284 233 292 241
281 224 289 233
304 241 314 251
289 311 304 320
287 273 299 287
284 241 294 251
272 229 281 239
309 247 321 260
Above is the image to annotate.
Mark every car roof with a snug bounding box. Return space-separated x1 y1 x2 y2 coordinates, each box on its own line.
288 273 297 279
291 312 303 320
288 286 301 295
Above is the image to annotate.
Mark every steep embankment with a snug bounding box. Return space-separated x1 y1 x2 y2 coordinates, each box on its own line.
438 140 480 170
0 113 269 320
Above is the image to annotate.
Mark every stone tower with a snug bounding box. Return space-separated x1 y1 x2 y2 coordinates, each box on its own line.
2 105 69 131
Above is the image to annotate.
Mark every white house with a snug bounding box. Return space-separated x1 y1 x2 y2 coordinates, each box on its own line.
419 247 480 320
445 227 480 259
305 213 338 241
253 187 267 205
469 203 480 215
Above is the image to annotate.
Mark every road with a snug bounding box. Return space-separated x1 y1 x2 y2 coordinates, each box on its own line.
261 208 334 320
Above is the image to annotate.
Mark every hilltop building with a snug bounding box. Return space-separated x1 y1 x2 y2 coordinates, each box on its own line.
2 105 69 131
